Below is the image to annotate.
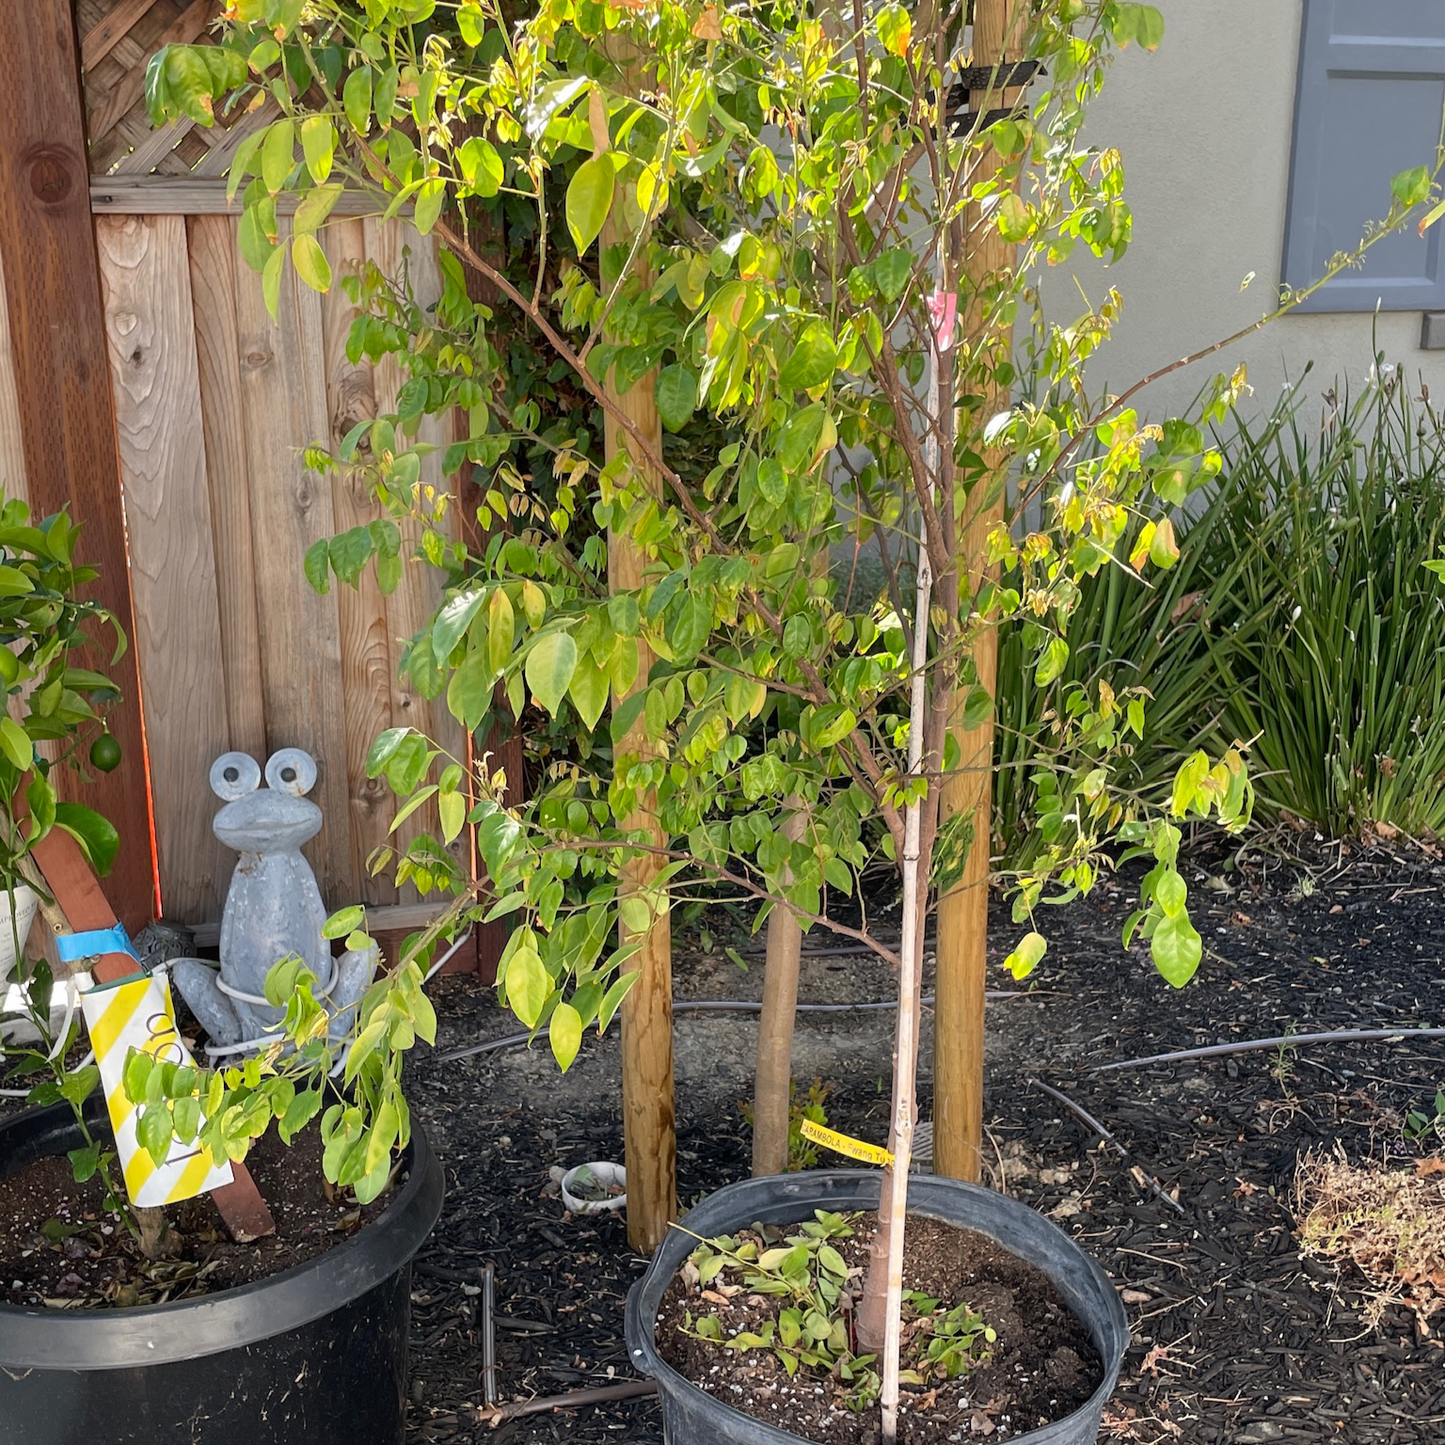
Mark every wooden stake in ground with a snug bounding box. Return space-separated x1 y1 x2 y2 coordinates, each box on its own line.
751 806 806 1177
599 98 676 1251
933 0 1023 1186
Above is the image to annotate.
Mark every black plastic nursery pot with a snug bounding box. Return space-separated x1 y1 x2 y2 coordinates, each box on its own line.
0 1099 443 1445
626 1169 1129 1445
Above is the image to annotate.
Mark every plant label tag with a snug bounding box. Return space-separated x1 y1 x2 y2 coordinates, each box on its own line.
80 970 234 1208
800 1119 894 1167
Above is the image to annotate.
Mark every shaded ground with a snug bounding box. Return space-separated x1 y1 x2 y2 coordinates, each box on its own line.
404 830 1445 1444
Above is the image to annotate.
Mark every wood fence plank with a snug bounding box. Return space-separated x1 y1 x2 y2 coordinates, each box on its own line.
362 221 468 879
90 175 389 214
186 216 266 777
0 0 155 930
96 213 231 923
109 114 195 177
320 219 397 905
233 234 352 902
0 245 30 506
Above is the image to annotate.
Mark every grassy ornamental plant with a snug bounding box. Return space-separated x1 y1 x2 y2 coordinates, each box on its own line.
141 0 1442 1430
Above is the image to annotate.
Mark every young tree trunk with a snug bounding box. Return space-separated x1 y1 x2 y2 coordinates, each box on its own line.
751 807 806 1177
933 0 1023 1185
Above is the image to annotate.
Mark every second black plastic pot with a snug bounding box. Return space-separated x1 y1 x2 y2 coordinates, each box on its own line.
0 1098 444 1445
626 1169 1128 1445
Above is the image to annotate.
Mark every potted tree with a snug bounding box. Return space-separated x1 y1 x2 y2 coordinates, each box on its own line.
132 0 1438 1440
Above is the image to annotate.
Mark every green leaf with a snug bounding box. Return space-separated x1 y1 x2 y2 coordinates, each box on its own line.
569 655 609 732
876 3 911 57
778 322 838 392
0 716 32 771
261 244 286 318
300 116 336 184
488 587 515 677
162 46 216 127
433 589 486 662
68 1142 102 1183
1151 913 1201 987
1034 636 1068 686
506 946 549 1028
138 1104 174 1166
413 178 446 236
655 365 699 432
549 1001 582 1070
597 970 639 1033
323 905 366 940
1003 931 1046 980
438 788 467 844
1392 165 1431 208
304 537 331 593
291 232 333 292
294 183 342 236
447 647 493 731
261 119 295 194
1154 868 1187 918
566 155 615 254
57 804 119 877
874 247 912 302
458 136 504 197
343 66 373 136
1135 4 1165 50
524 632 578 717
1170 750 1210 818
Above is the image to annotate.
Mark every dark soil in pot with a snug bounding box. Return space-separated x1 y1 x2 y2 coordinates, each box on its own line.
657 1211 1100 1444
0 1118 387 1307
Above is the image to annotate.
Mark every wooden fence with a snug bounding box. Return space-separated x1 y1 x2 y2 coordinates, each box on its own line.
0 1 471 935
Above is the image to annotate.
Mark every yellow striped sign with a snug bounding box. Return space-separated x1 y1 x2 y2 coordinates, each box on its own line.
800 1118 894 1167
80 972 234 1208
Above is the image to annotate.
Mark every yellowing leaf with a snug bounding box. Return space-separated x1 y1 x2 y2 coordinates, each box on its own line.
566 155 615 254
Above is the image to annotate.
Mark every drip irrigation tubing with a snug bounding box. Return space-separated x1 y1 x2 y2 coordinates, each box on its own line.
435 989 1027 1064
1094 1026 1445 1073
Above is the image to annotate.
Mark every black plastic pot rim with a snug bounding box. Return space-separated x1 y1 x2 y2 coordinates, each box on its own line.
0 1100 443 1372
625 1169 1129 1445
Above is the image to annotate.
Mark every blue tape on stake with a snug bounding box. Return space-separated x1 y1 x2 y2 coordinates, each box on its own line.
55 923 142 966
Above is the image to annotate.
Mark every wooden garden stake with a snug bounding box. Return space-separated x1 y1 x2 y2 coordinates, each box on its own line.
598 80 676 1251
933 0 1024 1186
751 807 806 1177
27 825 275 1243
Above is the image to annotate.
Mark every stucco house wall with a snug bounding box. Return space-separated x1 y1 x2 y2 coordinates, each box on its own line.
1041 0 1445 421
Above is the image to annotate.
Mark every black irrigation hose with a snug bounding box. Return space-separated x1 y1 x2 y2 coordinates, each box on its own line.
435 991 1027 1063
1094 1026 1445 1073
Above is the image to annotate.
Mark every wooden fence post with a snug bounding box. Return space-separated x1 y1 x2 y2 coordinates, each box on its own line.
0 0 155 931
933 0 1023 1185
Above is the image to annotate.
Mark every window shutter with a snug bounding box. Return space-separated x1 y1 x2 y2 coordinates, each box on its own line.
1283 0 1445 312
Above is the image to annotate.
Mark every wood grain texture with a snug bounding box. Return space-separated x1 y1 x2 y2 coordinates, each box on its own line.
932 0 1024 1187
233 228 351 902
0 245 30 506
361 221 467 876
321 219 397 905
0 0 154 929
186 215 266 769
80 0 163 72
600 208 676 1251
91 175 387 212
96 214 232 922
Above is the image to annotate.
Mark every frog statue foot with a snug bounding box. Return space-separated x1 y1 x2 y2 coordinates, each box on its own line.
172 750 378 1058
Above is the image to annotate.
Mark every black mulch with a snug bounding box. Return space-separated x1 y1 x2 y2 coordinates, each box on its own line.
403 830 1445 1444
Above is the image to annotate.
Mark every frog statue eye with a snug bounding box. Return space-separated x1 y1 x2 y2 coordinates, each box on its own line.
265 748 317 798
210 752 261 802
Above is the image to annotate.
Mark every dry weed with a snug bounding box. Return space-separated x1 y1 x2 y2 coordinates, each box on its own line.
1294 1146 1445 1325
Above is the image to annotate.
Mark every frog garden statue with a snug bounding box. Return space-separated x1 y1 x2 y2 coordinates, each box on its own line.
172 749 376 1058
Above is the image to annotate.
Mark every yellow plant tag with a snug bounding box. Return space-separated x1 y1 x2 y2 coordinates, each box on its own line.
800 1119 894 1167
